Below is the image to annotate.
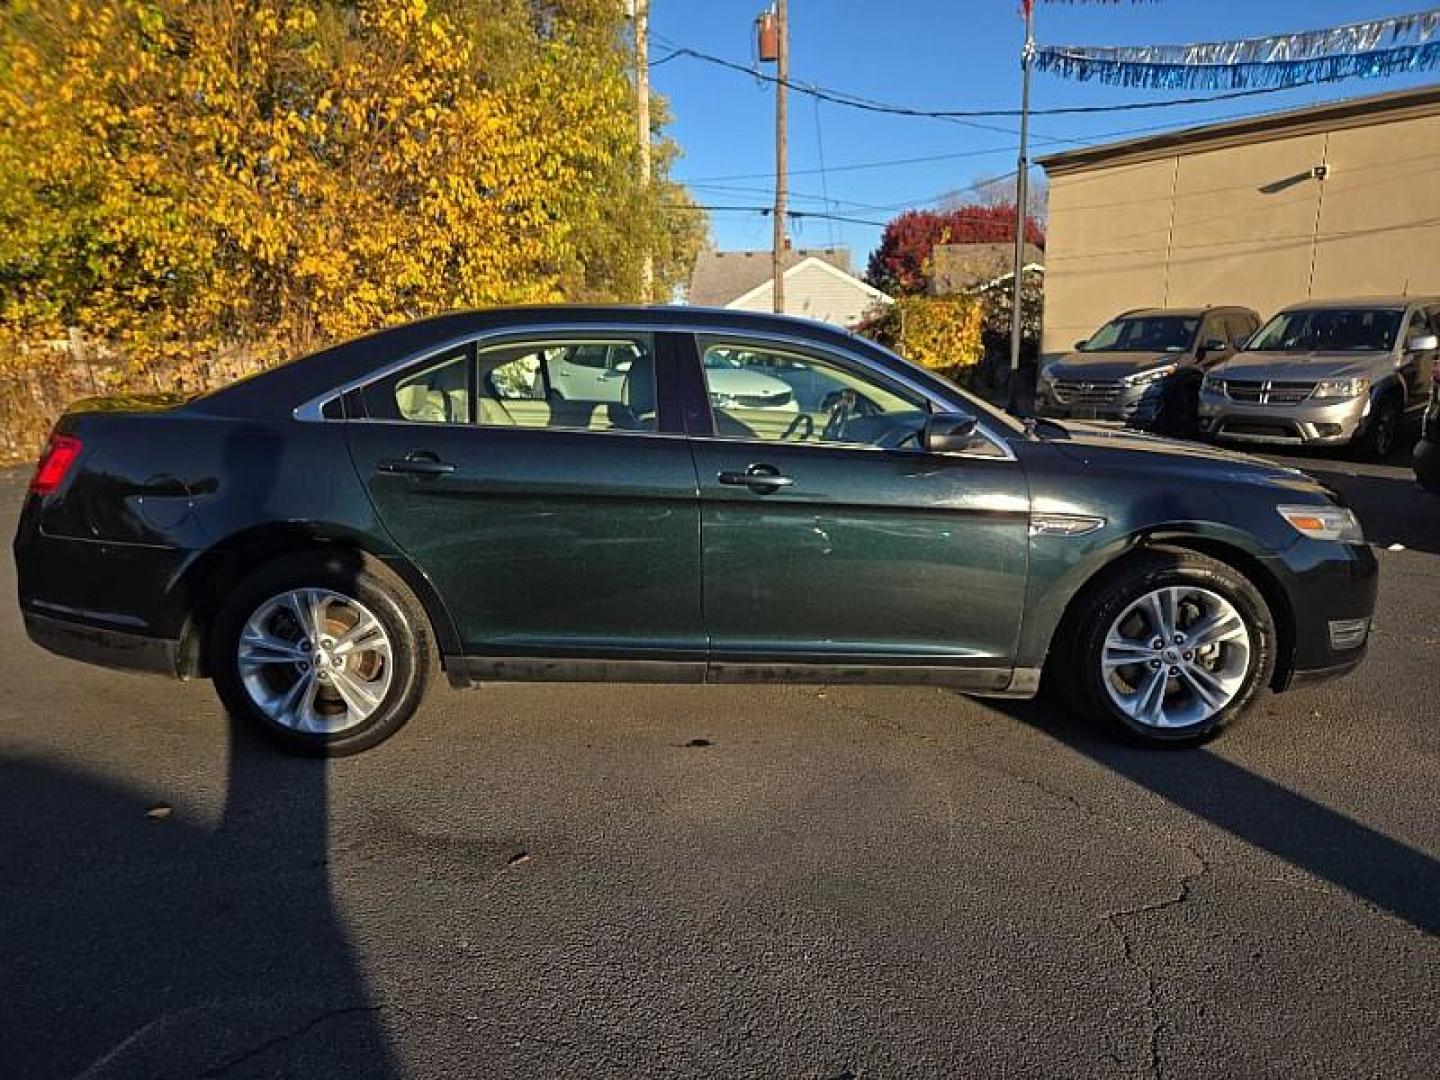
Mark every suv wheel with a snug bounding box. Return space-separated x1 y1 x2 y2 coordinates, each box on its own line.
1063 549 1275 746
1356 394 1402 461
211 550 431 756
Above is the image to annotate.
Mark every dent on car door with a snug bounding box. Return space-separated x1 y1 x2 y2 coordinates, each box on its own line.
343 331 705 664
682 334 1030 683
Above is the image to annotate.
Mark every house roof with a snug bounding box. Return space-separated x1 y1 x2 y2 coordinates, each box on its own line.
1037 84 1440 177
932 243 1045 295
688 247 853 307
725 255 893 312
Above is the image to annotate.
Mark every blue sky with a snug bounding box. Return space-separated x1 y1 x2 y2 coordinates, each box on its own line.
648 1 1439 264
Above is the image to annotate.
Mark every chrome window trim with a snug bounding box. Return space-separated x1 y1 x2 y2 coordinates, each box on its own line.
292 319 1018 461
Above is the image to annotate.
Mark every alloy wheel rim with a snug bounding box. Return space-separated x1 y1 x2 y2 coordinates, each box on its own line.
1101 586 1251 729
237 588 393 735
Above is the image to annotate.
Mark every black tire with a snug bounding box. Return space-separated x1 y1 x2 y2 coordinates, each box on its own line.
1355 394 1402 461
1154 378 1200 437
210 549 432 756
1060 548 1276 747
1413 438 1440 493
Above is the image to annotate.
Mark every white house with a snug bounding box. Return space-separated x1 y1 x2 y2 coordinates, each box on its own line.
687 248 892 328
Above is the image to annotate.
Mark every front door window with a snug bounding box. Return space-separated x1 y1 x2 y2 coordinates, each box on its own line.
698 338 930 449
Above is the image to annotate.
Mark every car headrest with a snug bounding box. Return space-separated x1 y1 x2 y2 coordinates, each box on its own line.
621 351 656 417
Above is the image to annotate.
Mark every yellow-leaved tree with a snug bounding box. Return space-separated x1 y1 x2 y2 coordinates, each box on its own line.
0 0 704 456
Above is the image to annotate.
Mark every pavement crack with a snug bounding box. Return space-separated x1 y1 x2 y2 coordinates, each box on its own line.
1100 847 1210 1080
198 1005 381 1077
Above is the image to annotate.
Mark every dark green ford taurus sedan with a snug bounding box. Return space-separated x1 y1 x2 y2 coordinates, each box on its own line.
14 307 1377 754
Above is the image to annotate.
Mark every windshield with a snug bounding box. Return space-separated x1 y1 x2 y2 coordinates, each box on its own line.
1246 308 1403 353
1079 316 1199 353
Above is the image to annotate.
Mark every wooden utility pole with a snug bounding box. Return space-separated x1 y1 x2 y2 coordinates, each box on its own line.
634 0 654 302
1006 2 1034 413
772 0 788 314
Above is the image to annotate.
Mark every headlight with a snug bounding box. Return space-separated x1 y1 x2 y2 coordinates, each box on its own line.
710 392 738 408
1277 504 1364 543
1202 374 1226 395
1123 363 1178 386
1310 377 1369 400
1039 364 1060 384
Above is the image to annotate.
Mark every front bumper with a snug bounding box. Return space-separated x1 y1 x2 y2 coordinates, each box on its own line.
1198 390 1369 446
1414 436 1440 489
23 611 189 678
1264 540 1378 688
1035 380 1169 427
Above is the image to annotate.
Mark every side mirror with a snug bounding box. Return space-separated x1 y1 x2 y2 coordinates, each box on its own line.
1406 333 1438 352
1199 337 1226 357
922 411 981 454
1073 339 1089 351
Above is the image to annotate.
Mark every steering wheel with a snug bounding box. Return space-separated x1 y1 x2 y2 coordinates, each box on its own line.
781 412 814 441
822 390 857 442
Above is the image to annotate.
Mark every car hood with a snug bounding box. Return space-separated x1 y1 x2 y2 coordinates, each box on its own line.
1041 419 1329 494
1214 349 1392 382
707 367 791 397
1048 352 1184 381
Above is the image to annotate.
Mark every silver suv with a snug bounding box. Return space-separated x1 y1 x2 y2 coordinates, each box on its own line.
1199 297 1440 459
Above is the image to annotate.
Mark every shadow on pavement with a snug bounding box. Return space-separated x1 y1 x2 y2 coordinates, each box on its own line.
1289 462 1440 557
995 698 1440 937
0 722 395 1079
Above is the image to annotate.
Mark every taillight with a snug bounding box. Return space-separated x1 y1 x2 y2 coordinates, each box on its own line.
29 433 83 496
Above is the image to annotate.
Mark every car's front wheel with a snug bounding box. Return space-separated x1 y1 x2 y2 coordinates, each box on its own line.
1355 393 1402 461
210 550 432 756
1064 550 1276 745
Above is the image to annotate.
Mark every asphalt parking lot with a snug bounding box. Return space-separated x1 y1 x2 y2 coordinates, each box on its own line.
1 452 1437 1080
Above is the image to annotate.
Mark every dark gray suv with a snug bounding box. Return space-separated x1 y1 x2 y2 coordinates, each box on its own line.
1036 306 1260 433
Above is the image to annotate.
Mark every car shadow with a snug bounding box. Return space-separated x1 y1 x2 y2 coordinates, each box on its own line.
0 721 397 1079
988 697 1440 937
1276 459 1440 556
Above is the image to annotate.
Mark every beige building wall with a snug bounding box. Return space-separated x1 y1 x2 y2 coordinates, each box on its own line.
1041 99 1440 356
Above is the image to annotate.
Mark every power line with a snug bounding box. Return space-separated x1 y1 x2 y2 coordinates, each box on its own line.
688 144 1018 184
651 35 1038 140
666 203 890 228
651 40 1330 122
668 202 1048 232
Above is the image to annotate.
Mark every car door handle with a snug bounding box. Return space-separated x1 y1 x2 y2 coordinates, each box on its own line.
718 466 796 492
377 453 457 478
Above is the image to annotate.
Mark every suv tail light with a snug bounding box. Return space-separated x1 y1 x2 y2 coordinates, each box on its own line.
29 433 83 496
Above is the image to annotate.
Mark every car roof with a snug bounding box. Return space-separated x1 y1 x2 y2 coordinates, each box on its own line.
1113 307 1253 319
1277 296 1440 313
189 305 918 419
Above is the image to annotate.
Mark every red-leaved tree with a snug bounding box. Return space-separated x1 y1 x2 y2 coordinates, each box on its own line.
866 204 1045 296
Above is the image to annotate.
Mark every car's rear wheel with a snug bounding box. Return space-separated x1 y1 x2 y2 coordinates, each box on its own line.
211 550 431 756
1063 550 1275 745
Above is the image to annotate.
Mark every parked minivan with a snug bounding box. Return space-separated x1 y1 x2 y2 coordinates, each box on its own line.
1199 297 1440 459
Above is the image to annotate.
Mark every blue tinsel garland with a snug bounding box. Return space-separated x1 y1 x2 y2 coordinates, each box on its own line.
1036 7 1440 89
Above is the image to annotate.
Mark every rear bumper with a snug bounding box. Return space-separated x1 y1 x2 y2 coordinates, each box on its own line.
23 611 190 678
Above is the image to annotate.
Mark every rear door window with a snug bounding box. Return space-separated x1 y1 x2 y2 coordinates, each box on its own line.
392 346 472 424
477 337 658 433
